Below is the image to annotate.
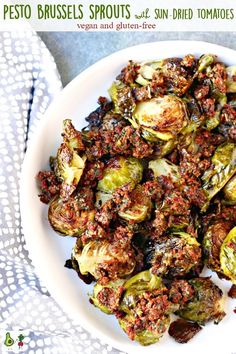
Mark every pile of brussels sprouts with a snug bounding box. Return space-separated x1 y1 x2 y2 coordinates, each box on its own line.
38 54 236 346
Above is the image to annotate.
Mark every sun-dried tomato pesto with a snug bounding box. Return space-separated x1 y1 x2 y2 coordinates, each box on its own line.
37 53 236 346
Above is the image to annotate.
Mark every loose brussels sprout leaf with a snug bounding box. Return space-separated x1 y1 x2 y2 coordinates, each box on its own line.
73 239 136 280
226 66 236 92
48 196 95 236
177 278 225 324
220 226 236 283
201 142 236 212
203 221 233 273
223 175 236 205
97 156 143 194
118 185 152 223
149 158 181 183
90 279 125 314
132 95 188 141
148 232 201 278
95 191 113 208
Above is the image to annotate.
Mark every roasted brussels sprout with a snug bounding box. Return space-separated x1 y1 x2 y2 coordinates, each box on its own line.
108 81 135 117
148 232 201 278
226 66 236 92
48 196 95 236
119 270 177 346
62 119 85 150
118 185 152 223
55 142 86 199
54 120 86 199
177 278 225 324
203 220 233 273
131 95 188 141
97 156 143 194
149 158 181 183
72 229 136 280
223 175 236 205
135 56 197 97
220 226 236 283
201 142 236 211
90 279 125 314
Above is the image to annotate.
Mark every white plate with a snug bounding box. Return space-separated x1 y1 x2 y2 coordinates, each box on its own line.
20 41 236 354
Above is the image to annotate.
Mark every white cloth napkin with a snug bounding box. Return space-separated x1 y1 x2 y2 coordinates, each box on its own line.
0 29 125 354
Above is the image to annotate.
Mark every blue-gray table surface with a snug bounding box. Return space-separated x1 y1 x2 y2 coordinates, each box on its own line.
37 32 236 87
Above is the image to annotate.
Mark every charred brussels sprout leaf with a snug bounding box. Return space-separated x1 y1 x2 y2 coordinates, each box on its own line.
48 196 95 236
148 232 201 278
177 278 225 324
226 66 236 92
201 142 236 212
223 175 236 205
90 279 125 314
149 158 181 183
118 270 176 346
97 156 143 194
118 185 152 223
72 239 136 280
132 95 188 141
220 227 236 283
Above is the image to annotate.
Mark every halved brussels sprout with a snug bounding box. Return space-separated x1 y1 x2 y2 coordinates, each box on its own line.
132 95 188 141
201 142 236 212
62 119 84 150
223 175 236 205
197 54 216 73
118 185 152 223
97 156 143 194
220 226 236 283
56 142 86 199
72 238 136 280
90 279 125 314
226 66 236 92
203 220 233 273
177 278 225 324
108 81 135 116
148 158 181 183
48 196 95 236
121 270 162 311
148 232 201 278
118 270 177 346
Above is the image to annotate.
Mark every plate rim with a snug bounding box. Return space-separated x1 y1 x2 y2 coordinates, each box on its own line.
20 40 236 354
